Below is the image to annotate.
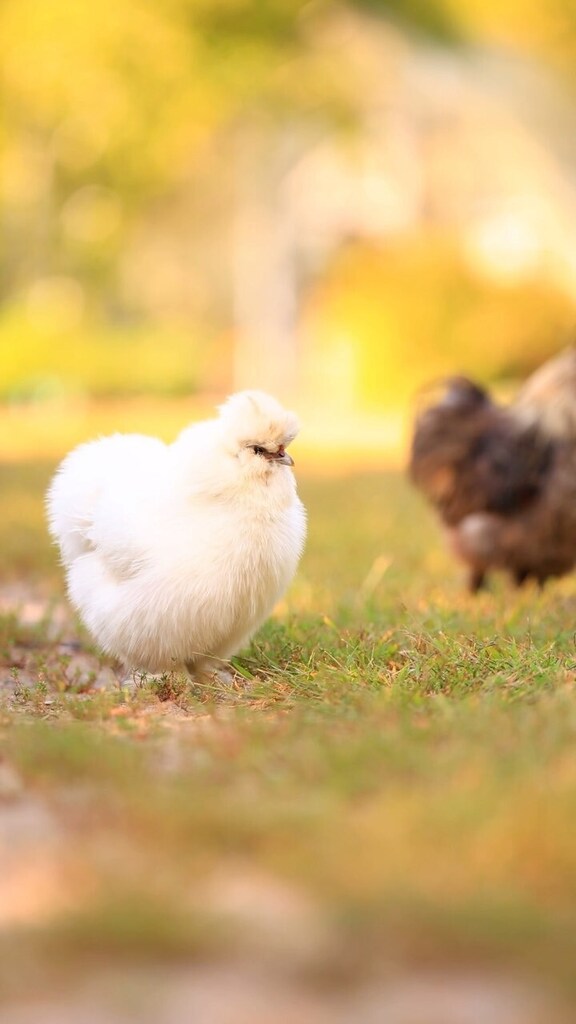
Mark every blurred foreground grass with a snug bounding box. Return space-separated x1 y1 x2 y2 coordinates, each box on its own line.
1 456 575 1021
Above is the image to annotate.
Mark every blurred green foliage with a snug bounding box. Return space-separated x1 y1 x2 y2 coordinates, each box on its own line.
0 313 201 401
354 0 462 41
1 1 576 401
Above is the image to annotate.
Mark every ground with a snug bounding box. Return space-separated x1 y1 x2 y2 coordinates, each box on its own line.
1 460 575 1023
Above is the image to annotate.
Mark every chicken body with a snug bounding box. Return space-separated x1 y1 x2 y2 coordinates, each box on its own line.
408 351 576 591
47 391 306 674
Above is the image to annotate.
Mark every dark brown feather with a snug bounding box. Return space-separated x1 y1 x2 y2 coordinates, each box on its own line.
408 360 576 591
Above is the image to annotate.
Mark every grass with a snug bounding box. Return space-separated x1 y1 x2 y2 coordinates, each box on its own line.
1 459 576 1017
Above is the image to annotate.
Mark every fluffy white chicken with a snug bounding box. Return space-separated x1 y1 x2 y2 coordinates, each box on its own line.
46 391 306 677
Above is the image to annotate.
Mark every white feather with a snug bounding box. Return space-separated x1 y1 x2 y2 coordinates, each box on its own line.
46 391 307 674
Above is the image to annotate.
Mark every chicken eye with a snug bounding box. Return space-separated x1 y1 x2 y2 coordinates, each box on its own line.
251 445 268 456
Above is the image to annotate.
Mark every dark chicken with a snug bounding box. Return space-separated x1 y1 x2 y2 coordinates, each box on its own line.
408 350 576 592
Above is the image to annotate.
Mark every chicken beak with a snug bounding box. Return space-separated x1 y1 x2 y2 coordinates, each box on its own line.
266 446 294 466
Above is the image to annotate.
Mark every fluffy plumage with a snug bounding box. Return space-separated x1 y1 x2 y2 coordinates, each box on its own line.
408 350 576 591
47 391 306 674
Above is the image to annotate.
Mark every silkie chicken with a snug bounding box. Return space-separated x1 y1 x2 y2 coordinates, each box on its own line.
408 348 576 592
47 391 306 676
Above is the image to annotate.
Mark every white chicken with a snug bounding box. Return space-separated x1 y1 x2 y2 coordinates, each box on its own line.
46 391 306 677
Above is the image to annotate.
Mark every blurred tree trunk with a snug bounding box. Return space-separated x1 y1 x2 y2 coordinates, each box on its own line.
231 124 305 400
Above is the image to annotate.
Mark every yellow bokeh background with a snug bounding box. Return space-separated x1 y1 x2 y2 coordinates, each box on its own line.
2 0 576 459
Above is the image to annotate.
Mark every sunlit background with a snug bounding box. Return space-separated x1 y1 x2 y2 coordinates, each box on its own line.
3 0 576 464
3 5 576 1022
